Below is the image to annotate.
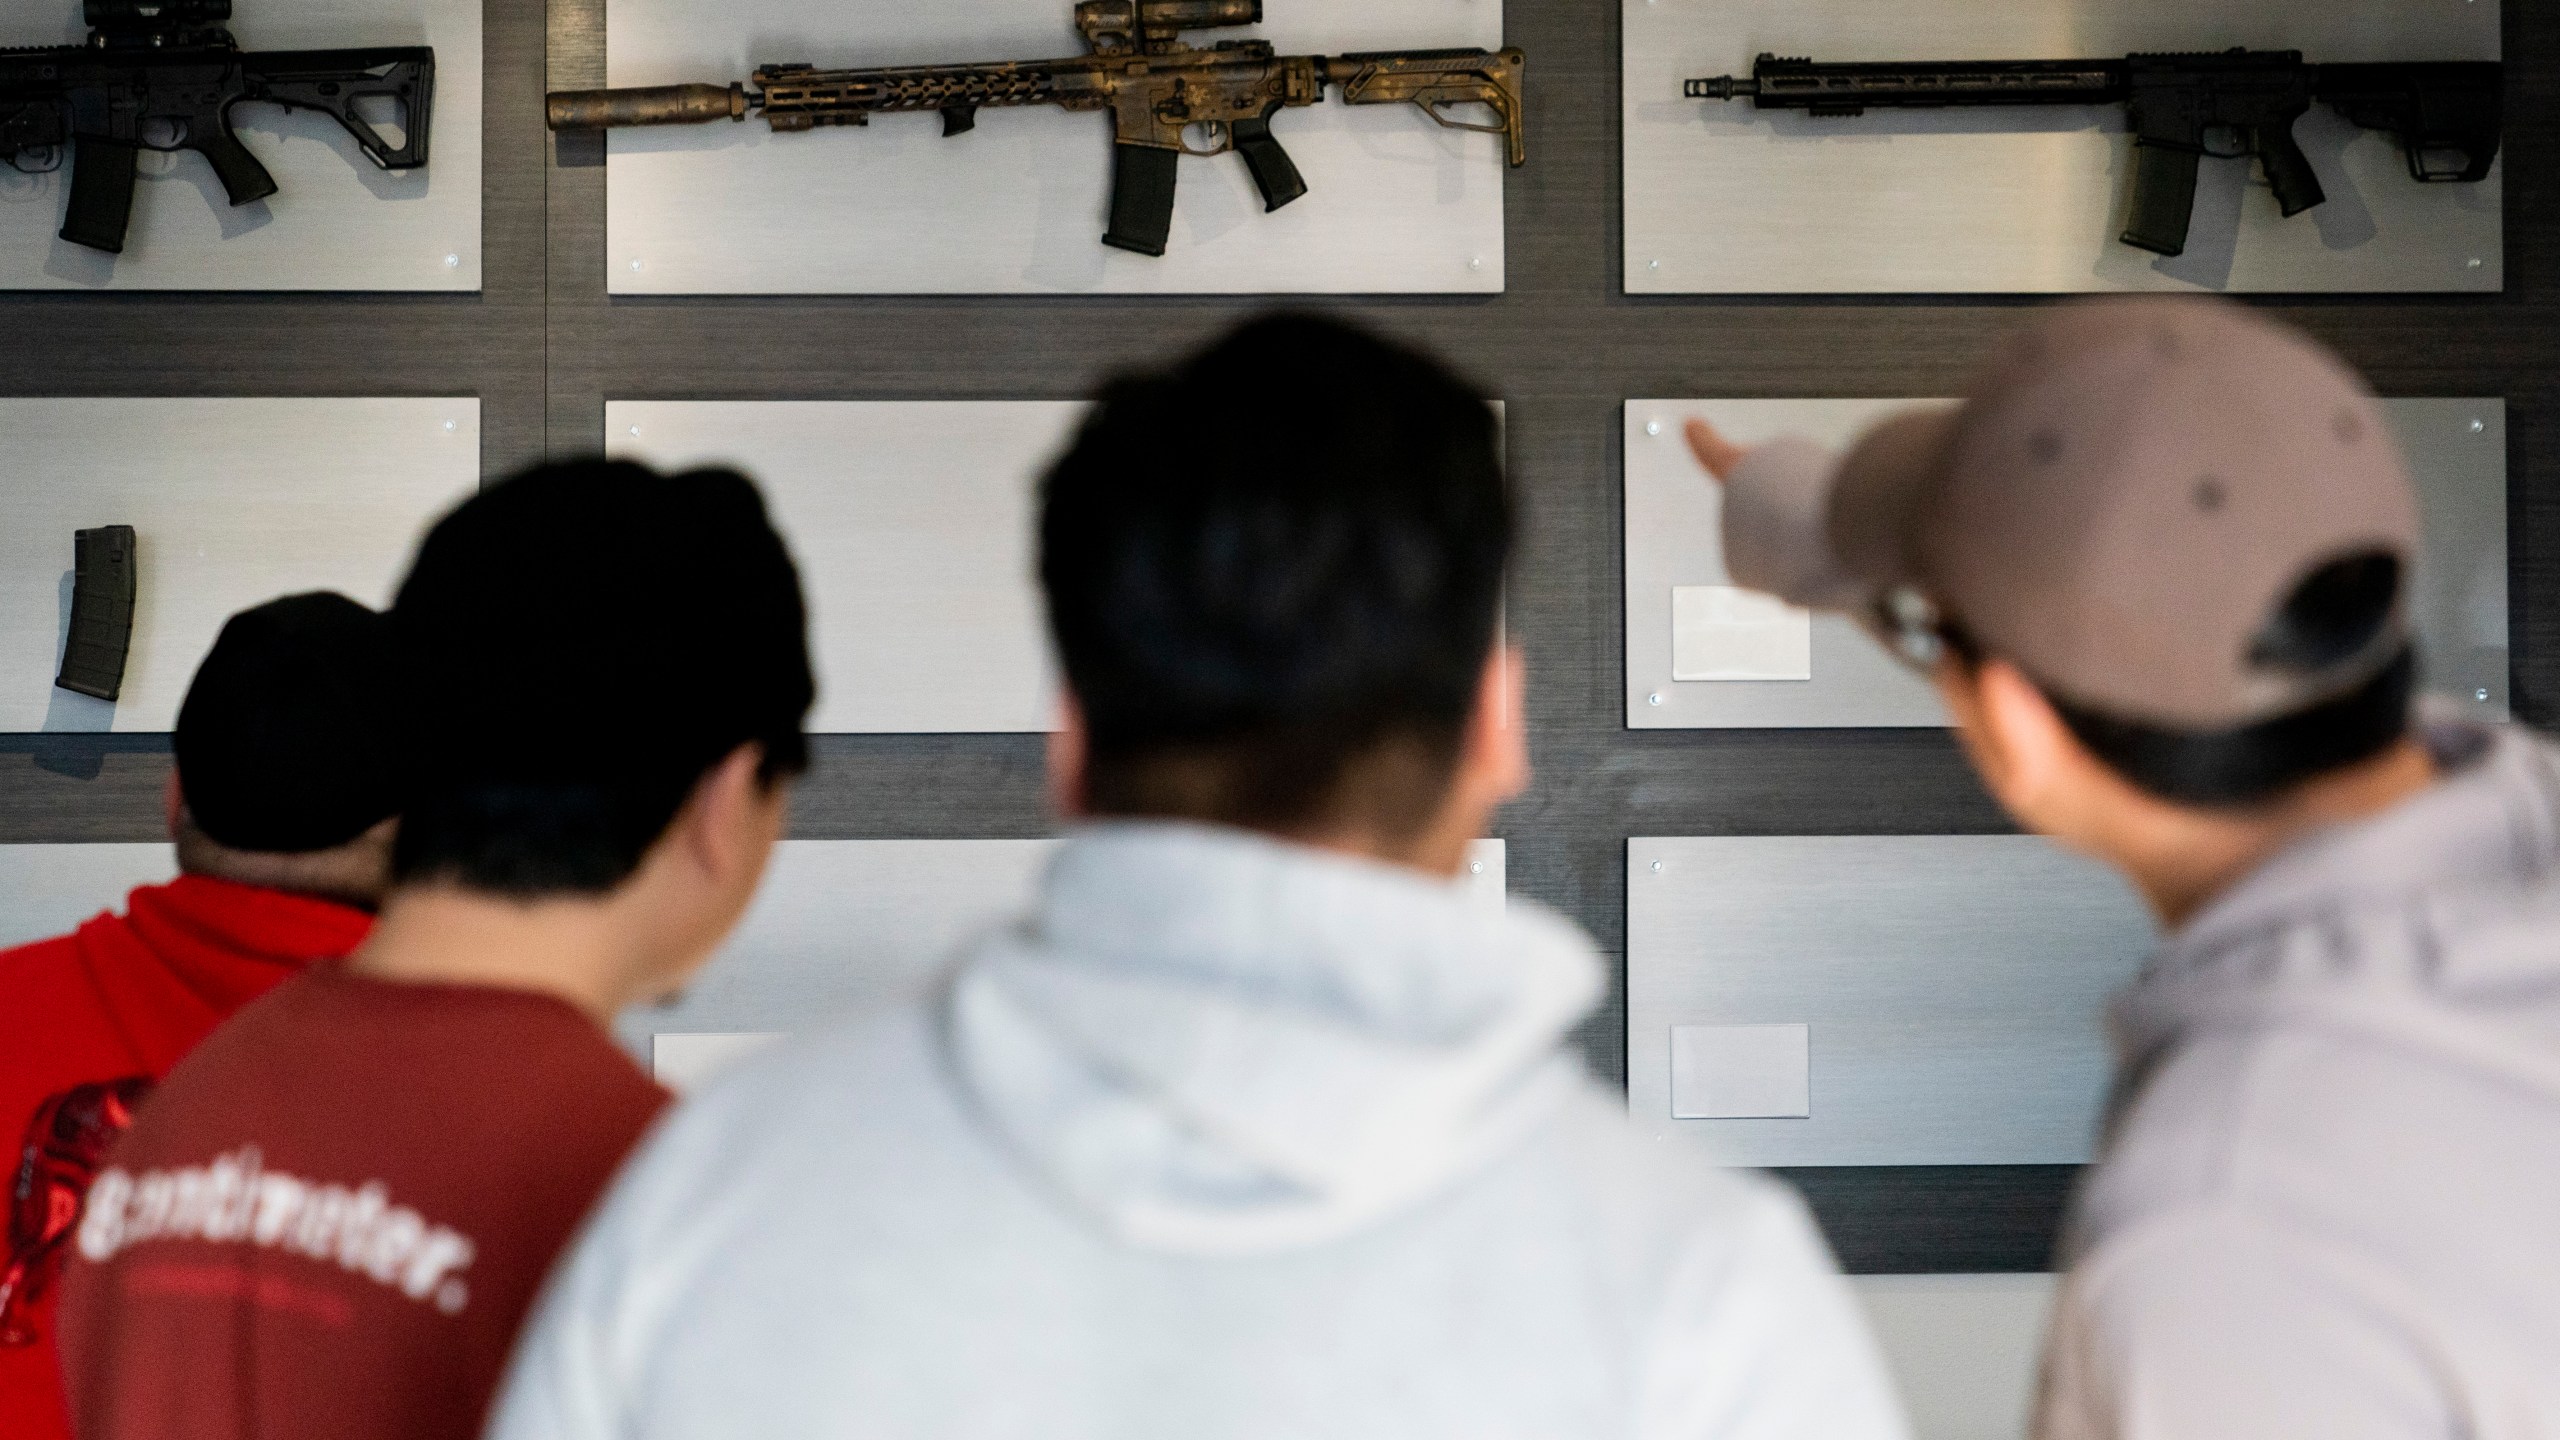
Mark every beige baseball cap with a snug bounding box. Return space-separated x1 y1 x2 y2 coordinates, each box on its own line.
1721 297 2420 731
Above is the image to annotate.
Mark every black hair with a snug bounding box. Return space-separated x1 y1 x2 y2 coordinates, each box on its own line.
175 591 398 854
1040 312 1511 837
2044 550 2416 807
388 460 814 896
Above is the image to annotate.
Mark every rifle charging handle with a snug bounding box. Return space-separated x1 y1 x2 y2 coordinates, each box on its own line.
546 83 748 131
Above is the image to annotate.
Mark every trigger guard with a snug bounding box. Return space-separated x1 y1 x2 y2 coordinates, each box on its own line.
1173 120 1231 158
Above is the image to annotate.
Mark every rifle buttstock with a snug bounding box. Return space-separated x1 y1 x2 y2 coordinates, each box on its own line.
1328 48 1527 166
546 83 748 132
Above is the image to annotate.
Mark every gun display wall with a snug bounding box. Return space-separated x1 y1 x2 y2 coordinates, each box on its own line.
588 0 1516 293
1625 399 2513 728
1626 0 2504 293
0 399 478 732
1 0 2548 1318
0 0 480 289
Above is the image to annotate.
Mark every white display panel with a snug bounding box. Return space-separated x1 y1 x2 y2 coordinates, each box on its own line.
611 399 1506 733
634 837 1507 1076
1854 1275 2057 1440
602 0 1507 294
1624 0 2502 295
0 0 484 292
1626 398 2511 728
608 401 1071 733
0 843 177 951
1627 835 2158 1167
0 399 479 733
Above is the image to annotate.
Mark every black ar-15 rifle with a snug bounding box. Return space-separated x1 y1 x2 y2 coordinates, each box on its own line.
1687 51 2501 257
546 0 1526 257
0 0 435 254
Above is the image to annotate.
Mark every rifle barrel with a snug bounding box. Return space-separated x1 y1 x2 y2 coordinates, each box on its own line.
755 59 1077 128
1689 56 2127 111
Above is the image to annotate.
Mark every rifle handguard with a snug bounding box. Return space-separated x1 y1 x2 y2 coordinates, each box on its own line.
547 83 747 131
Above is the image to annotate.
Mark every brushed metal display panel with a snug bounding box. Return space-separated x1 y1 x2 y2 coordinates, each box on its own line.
612 400 1505 733
1626 398 2510 728
608 401 1071 733
603 0 1507 294
0 843 176 951
0 399 479 733
1627 836 2158 1167
0 0 484 292
629 837 1508 1067
1624 0 2502 295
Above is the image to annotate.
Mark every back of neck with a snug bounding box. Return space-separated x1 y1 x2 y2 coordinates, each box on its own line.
344 884 632 1024
2131 736 2440 929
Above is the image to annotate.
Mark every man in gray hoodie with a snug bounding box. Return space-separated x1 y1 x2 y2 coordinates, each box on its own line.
1685 296 2560 1439
484 314 1910 1440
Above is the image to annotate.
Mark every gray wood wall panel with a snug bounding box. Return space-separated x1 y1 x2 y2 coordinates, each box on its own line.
2 0 2552 1272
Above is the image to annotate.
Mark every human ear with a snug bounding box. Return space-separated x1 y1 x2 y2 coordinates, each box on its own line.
1047 693 1092 819
1455 645 1531 811
1951 659 2089 833
682 745 778 886
164 769 186 841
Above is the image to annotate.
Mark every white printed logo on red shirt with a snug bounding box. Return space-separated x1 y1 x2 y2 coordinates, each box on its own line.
77 1148 477 1315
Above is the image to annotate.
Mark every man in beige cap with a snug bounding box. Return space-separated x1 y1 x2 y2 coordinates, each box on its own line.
1687 296 2560 1439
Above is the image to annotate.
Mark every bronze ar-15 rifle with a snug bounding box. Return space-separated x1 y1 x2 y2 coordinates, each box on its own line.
545 0 1526 257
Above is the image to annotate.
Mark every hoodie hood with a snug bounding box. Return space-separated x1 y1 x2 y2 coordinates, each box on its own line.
942 823 1601 1256
2112 715 2560 1103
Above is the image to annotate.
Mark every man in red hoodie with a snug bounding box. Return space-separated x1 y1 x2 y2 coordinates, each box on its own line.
0 592 396 1440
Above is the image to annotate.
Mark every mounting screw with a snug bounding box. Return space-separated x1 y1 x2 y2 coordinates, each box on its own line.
1469 255 1483 271
626 425 640 437
1646 420 1662 436
2477 688 2491 702
1647 691 1663 706
2467 257 2484 269
442 252 459 268
2470 418 2487 433
1650 860 1663 873
630 259 645 272
1648 259 1661 271
1470 860 1484 874
441 419 457 433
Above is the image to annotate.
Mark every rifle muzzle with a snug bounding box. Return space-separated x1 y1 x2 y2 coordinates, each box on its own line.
546 83 748 131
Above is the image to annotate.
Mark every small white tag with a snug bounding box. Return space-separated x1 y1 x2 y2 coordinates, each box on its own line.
1672 586 1813 681
651 1032 785 1094
1671 1024 1812 1119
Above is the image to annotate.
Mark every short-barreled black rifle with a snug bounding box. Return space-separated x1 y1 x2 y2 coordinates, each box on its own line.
1687 50 2501 257
0 0 435 254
